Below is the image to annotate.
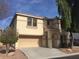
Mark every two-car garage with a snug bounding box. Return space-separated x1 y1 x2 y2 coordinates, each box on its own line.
16 35 42 48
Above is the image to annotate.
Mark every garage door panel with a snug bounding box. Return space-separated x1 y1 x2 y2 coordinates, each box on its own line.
16 38 39 48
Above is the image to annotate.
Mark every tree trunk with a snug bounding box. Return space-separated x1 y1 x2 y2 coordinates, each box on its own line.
70 32 73 48
6 44 9 56
66 31 70 48
65 31 73 48
13 44 15 50
62 31 70 48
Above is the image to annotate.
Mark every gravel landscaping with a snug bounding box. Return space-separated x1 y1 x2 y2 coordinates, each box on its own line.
59 48 79 54
0 49 28 59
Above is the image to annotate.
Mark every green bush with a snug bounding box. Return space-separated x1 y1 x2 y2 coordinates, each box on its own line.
0 28 18 44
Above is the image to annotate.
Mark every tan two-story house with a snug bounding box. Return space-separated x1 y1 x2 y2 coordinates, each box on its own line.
11 13 44 48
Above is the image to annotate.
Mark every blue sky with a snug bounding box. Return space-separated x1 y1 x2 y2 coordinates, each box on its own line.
0 0 58 29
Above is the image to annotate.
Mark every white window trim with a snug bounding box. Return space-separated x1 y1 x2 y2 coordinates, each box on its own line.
27 17 37 28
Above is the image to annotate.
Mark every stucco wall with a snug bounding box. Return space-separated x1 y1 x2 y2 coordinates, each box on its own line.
16 15 44 36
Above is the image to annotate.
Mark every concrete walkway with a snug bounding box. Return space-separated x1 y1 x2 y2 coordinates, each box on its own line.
20 47 79 59
20 47 66 59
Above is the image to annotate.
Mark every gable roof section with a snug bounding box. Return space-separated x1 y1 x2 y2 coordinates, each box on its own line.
16 12 44 19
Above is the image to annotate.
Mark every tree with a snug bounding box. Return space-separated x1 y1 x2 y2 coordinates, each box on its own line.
56 0 73 48
71 0 79 32
57 0 72 30
0 27 18 56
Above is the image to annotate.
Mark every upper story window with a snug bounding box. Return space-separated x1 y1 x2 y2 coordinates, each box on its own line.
27 17 37 27
27 17 32 26
33 18 37 26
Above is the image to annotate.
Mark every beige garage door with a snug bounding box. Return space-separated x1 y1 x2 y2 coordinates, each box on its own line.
16 38 39 48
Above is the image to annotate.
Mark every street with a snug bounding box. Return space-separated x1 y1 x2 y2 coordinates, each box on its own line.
53 55 79 59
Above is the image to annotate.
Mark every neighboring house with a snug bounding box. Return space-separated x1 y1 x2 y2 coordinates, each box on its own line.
10 13 44 48
72 33 79 45
42 17 62 48
72 33 79 39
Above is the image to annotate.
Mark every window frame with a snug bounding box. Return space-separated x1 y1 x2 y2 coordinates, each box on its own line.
27 17 37 27
27 17 32 26
33 18 37 26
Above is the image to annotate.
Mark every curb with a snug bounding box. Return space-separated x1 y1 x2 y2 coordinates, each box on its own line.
49 52 79 59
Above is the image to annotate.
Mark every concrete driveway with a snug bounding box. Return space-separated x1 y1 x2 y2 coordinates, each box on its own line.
20 47 66 59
